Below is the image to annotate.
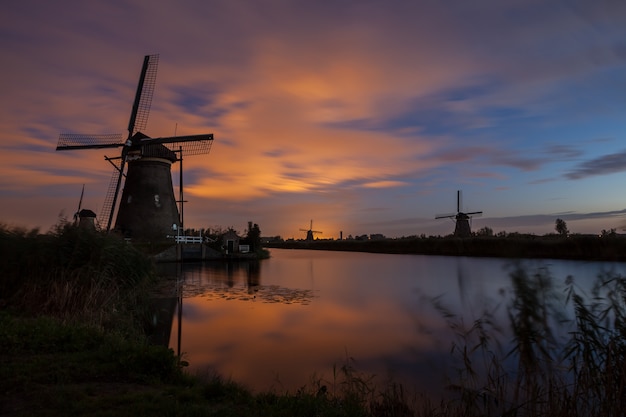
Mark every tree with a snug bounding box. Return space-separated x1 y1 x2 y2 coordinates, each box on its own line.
246 222 261 250
476 226 494 237
555 218 569 236
600 228 617 238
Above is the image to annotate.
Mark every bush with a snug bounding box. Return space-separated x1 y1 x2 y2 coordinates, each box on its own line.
0 221 155 331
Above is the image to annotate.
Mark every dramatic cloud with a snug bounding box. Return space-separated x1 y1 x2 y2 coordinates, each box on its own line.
565 150 626 180
1 0 625 237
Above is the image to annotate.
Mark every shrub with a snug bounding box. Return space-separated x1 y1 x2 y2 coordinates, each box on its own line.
0 221 155 331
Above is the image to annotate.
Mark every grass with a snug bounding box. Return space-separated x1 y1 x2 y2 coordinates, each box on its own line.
1 313 409 416
2 221 626 415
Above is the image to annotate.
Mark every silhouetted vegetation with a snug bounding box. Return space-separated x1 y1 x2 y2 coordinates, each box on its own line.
422 263 626 416
555 218 569 236
0 220 155 332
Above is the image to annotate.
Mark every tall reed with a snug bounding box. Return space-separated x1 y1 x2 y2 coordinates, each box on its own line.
430 262 626 416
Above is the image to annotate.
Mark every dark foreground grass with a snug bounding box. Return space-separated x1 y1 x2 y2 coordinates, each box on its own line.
1 313 196 416
1 313 401 416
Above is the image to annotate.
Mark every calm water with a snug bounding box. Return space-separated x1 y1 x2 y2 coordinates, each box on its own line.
166 249 626 394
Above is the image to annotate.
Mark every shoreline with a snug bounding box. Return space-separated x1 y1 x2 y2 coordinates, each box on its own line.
264 235 626 262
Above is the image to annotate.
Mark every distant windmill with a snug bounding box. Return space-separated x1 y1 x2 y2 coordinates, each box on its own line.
73 184 85 225
56 54 214 240
300 220 322 241
435 190 482 238
73 184 97 230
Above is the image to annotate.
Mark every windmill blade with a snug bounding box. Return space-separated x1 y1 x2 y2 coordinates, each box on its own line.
100 160 124 231
77 184 84 212
457 190 463 213
435 213 457 219
128 54 159 136
56 133 124 150
139 133 214 156
466 211 483 217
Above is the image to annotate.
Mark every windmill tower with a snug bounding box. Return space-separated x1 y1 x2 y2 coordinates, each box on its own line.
300 220 322 241
435 190 483 238
56 55 214 240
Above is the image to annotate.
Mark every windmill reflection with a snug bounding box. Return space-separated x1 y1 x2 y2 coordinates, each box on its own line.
145 262 181 352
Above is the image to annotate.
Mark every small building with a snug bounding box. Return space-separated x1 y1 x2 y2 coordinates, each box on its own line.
222 229 240 254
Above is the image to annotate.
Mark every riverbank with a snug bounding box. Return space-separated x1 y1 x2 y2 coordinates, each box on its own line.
2 313 394 416
265 234 626 261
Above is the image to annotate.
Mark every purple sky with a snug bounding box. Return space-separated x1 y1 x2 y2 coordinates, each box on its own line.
1 0 625 238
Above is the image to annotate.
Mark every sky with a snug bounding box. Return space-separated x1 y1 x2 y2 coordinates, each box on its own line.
1 0 625 239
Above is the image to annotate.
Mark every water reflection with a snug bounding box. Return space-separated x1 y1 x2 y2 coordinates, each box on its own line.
180 261 316 304
165 250 626 396
146 262 182 353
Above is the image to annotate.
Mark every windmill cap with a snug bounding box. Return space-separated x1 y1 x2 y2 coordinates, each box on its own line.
131 132 178 162
78 209 97 218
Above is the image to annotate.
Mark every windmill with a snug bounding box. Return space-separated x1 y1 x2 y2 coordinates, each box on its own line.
435 190 482 238
73 184 85 225
300 220 322 241
56 54 214 240
73 184 97 229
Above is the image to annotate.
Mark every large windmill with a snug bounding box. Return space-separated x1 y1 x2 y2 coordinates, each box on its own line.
300 220 322 241
56 54 214 240
435 190 482 238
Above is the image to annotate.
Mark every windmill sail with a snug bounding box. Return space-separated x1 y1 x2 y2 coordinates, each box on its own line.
128 54 158 135
100 159 123 231
56 133 124 151
138 134 214 156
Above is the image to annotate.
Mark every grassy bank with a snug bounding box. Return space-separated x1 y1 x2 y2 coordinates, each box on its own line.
2 313 397 416
266 234 626 261
2 222 626 415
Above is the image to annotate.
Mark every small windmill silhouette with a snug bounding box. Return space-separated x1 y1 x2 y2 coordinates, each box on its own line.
300 220 322 241
435 190 482 238
72 184 97 229
56 55 214 239
73 184 85 225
